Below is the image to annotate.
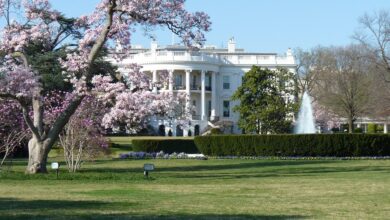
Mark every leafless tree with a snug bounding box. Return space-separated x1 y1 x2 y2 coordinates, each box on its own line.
0 130 27 169
58 122 106 173
57 98 108 173
354 10 390 80
354 10 390 118
294 47 322 98
310 45 372 133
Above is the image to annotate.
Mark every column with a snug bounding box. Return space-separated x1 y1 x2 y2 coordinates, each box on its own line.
168 70 173 92
185 69 191 108
152 70 157 93
384 123 388 134
185 70 191 93
201 70 206 120
211 71 217 120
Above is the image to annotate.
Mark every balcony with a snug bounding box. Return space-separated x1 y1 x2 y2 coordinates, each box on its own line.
190 84 212 91
192 115 201 120
190 84 200 90
173 85 185 90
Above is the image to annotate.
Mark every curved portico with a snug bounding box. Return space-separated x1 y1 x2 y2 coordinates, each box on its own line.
112 39 297 136
142 67 219 136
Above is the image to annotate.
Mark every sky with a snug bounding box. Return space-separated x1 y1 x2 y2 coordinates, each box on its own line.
49 0 390 54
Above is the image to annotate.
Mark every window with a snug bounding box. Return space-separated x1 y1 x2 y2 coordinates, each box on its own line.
223 76 230 89
223 101 230 117
203 74 212 91
206 74 212 86
191 75 199 90
192 75 197 87
175 75 183 87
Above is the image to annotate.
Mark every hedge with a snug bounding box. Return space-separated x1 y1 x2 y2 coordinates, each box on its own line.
132 139 199 154
194 134 390 157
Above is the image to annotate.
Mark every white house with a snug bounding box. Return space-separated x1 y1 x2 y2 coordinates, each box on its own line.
111 38 296 136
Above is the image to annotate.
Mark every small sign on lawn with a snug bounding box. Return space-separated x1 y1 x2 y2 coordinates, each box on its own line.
143 163 155 177
51 162 59 170
51 162 60 179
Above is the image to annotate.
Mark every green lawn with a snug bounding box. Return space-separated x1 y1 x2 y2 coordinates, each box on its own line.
0 158 389 219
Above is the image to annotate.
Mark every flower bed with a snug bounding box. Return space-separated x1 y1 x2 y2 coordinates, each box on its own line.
119 151 207 160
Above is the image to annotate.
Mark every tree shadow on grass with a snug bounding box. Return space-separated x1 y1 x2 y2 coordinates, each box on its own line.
167 165 390 180
0 197 135 211
83 160 337 174
80 160 390 181
0 197 307 219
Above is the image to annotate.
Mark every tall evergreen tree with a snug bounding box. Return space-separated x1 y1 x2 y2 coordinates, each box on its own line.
232 66 297 134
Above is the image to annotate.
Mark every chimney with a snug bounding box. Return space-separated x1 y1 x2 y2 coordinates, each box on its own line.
286 48 293 57
151 40 158 53
228 37 236 53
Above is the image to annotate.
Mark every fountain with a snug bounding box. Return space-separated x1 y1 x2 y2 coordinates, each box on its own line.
294 91 316 134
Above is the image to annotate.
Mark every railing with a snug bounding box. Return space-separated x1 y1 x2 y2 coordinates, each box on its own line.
190 84 200 90
173 85 185 90
121 51 294 66
192 115 201 120
189 85 212 91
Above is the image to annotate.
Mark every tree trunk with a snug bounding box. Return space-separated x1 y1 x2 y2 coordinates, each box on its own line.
348 117 354 134
24 96 84 174
25 137 50 174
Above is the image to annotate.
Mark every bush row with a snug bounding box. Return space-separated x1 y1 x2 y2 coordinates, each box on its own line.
131 139 199 154
194 134 390 157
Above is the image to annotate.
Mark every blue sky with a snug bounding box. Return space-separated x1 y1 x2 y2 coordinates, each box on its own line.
50 0 390 54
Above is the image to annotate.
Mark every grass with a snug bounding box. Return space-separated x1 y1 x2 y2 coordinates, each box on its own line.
0 158 389 219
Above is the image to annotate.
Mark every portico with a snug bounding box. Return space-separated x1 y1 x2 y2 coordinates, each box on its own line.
111 38 297 136
149 68 218 123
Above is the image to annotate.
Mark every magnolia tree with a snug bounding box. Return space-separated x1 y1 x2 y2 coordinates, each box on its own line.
0 0 210 174
44 91 108 172
312 102 341 132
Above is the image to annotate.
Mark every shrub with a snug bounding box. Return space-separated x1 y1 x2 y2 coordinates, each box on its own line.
194 134 390 157
210 128 222 135
132 139 199 154
377 125 384 133
354 128 363 133
367 123 377 133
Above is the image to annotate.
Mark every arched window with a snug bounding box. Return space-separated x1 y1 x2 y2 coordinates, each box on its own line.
176 125 183 137
158 125 166 136
194 125 200 136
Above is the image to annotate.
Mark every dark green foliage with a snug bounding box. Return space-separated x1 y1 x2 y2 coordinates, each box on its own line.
354 128 363 133
210 128 222 135
232 66 298 134
194 134 390 157
132 139 199 154
376 125 384 133
367 123 377 133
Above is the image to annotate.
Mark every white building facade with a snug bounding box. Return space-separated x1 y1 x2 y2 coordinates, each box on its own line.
112 39 296 136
